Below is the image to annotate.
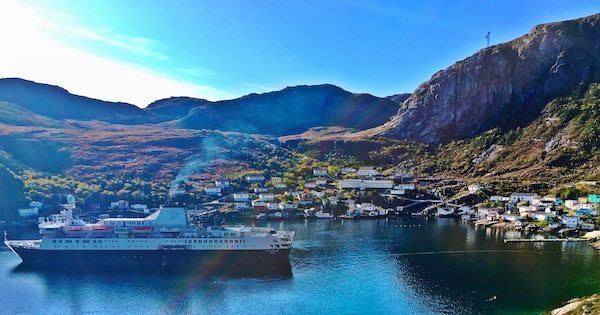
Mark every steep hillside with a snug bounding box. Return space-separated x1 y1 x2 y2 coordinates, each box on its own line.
149 84 400 135
286 82 600 182
376 13 600 144
0 78 149 124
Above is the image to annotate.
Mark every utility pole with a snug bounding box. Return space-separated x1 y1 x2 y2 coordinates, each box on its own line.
485 31 491 48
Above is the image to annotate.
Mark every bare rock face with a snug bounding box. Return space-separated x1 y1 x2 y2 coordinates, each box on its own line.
379 13 600 144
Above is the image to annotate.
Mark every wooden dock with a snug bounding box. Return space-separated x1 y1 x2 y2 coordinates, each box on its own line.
504 238 588 243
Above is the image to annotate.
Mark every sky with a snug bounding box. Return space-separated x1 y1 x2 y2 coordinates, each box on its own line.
0 1 599 107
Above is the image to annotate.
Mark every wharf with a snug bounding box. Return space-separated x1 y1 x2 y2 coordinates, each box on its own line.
504 238 587 243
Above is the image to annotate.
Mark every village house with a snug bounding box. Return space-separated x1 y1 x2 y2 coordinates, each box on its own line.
395 183 416 190
589 194 599 204
245 174 265 183
357 167 379 177
390 189 405 195
253 187 269 193
561 215 579 229
233 193 252 202
204 186 222 196
315 177 328 186
235 202 251 211
214 180 230 188
304 182 317 189
313 168 328 176
467 184 483 193
490 196 510 202
110 200 129 210
339 179 394 190
267 203 279 211
501 213 522 222
393 172 414 180
278 202 298 210
259 193 276 202
327 196 339 206
251 200 266 211
565 200 579 210
341 167 356 175
476 208 501 221
510 193 539 204
274 183 287 190
532 211 555 222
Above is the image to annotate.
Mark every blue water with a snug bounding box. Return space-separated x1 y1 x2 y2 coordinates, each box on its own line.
1 218 599 314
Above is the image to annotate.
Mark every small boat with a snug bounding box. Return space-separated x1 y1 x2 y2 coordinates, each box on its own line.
315 211 334 219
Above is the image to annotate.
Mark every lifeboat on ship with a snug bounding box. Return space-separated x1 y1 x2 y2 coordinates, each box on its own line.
132 226 153 233
63 225 86 237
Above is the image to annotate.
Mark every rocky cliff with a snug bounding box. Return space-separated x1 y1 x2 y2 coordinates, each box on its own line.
377 13 600 144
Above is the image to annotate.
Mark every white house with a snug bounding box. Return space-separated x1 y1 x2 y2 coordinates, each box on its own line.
204 187 222 196
339 179 394 190
468 184 483 193
315 178 328 186
214 180 230 188
274 183 287 190
341 167 356 175
245 174 265 182
233 193 252 202
390 189 405 195
110 200 129 210
532 211 553 221
253 187 269 193
561 216 578 229
267 203 279 210
357 167 379 177
510 193 539 204
304 182 317 189
565 200 579 210
501 213 522 222
490 196 510 202
278 202 298 210
235 202 251 210
313 168 328 176
395 184 415 190
259 193 276 202
357 203 377 211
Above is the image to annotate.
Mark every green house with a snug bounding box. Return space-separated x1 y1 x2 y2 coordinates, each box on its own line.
589 195 599 203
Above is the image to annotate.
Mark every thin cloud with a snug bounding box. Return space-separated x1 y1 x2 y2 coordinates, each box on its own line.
0 0 231 106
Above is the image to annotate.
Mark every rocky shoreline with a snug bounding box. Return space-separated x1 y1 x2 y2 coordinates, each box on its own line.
550 295 600 315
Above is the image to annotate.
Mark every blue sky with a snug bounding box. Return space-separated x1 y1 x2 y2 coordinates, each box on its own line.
1 0 599 106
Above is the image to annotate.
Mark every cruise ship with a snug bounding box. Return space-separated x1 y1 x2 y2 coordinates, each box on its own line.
4 196 295 271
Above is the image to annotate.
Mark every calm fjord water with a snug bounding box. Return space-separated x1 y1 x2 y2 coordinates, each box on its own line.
1 218 599 314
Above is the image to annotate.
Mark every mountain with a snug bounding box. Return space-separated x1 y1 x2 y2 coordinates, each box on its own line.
0 78 149 124
148 84 400 135
376 13 600 144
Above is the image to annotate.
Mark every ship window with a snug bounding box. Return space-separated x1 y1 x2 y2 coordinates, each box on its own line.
52 240 56 243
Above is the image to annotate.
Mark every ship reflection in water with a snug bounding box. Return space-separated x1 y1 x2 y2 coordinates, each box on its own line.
2 218 600 314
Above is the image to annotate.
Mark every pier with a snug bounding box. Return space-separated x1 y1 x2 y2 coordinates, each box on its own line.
503 238 588 243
